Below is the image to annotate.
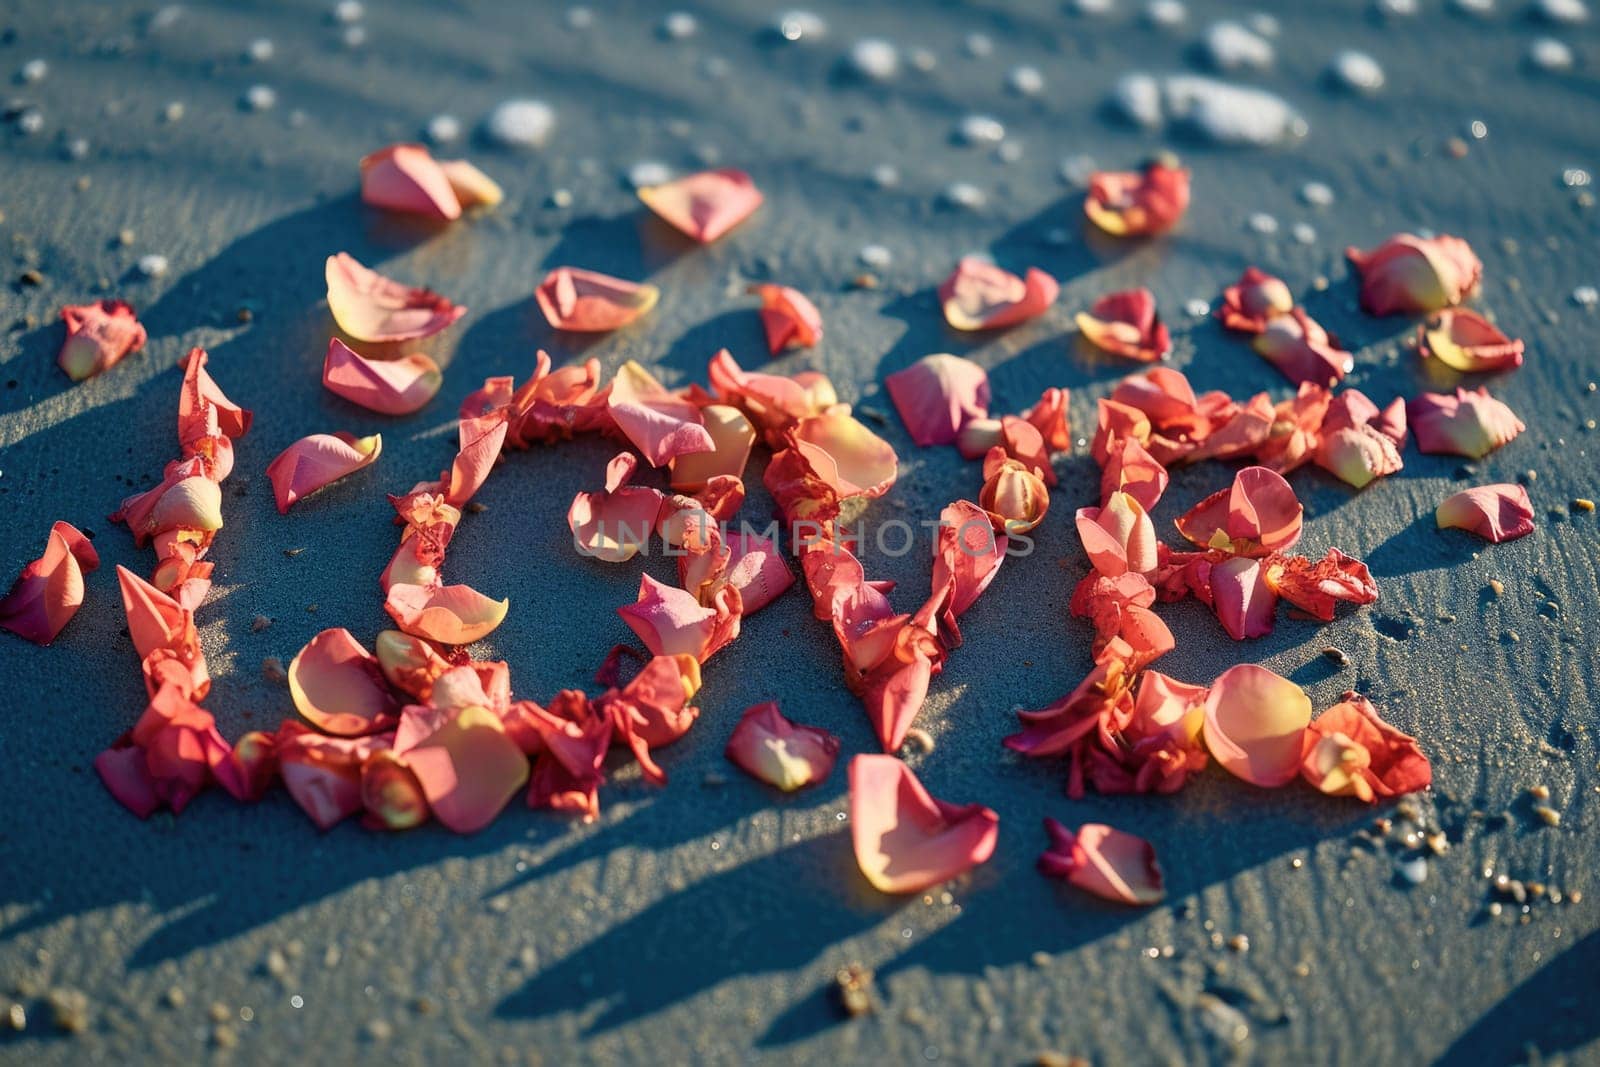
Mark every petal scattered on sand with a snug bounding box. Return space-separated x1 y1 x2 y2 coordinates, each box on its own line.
1203 664 1312 787
1253 309 1353 387
1022 387 1072 453
1418 308 1524 374
938 258 1059 331
325 252 466 343
1265 548 1378 620
637 168 763 243
1301 692 1431 802
359 143 461 220
1076 288 1171 362
1216 267 1294 334
724 701 841 791
287 628 400 737
1100 435 1168 511
535 267 660 332
1084 160 1191 237
979 452 1050 534
669 404 756 491
568 452 665 563
1346 233 1482 316
751 284 823 352
117 565 209 699
277 727 387 831
848 754 1000 895
1038 819 1165 905
1208 555 1278 640
616 573 740 663
360 749 430 830
0 521 99 645
59 299 147 381
1076 492 1159 577
266 431 383 513
884 353 991 447
1409 387 1524 458
438 158 503 210
931 500 1008 617
720 531 795 615
607 360 715 466
792 409 898 498
1175 466 1303 557
1436 483 1535 542
402 706 529 833
322 338 442 415
373 629 452 701
384 581 509 644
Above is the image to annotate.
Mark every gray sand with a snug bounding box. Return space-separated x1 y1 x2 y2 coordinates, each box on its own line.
1 1 1598 1063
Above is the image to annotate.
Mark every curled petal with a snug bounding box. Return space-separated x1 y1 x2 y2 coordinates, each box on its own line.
608 360 715 467
1076 492 1158 577
1418 308 1523 374
1076 288 1171 362
325 253 466 343
792 409 898 499
1087 670 1209 796
277 727 387 830
723 701 840 792
1315 425 1403 488
1203 664 1311 787
885 353 991 447
1209 556 1277 640
1265 548 1377 620
1436 483 1535 543
938 258 1059 331
1346 233 1482 316
617 574 740 663
751 284 823 352
359 143 461 220
267 431 382 513
0 521 99 645
59 299 146 380
177 347 252 456
1301 693 1431 802
669 404 756 492
446 412 508 508
361 750 430 830
374 629 451 701
707 348 837 445
1100 435 1168 511
322 338 442 415
722 531 795 615
117 566 208 699
438 159 503 210
536 267 659 332
287 628 400 737
402 706 528 833
1084 160 1191 237
930 500 1008 618
1216 267 1294 334
848 754 999 895
384 582 509 644
605 654 701 750
980 453 1050 534
637 168 762 243
1021 387 1071 453
1253 309 1353 387
1110 366 1199 426
1038 820 1164 905
1176 466 1302 556
568 452 665 563
1409 387 1524 458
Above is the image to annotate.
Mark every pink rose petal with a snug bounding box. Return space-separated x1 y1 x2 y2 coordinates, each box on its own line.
616 573 740 663
721 531 795 615
287 628 400 737
277 726 387 831
1076 492 1158 577
58 299 147 381
1216 267 1294 334
792 409 898 498
1208 556 1278 640
1203 664 1312 787
1175 466 1303 557
438 158 503 210
401 706 529 834
568 452 666 563
1301 692 1431 802
751 284 823 352
321 338 442 416
669 404 756 492
266 431 383 513
325 252 466 343
117 565 209 699
637 167 762 243
1409 387 1524 459
884 354 991 447
0 521 99 645
930 500 1007 619
938 258 1059 331
1418 308 1524 374
1436 483 1535 543
1084 161 1190 237
384 582 509 645
360 749 430 830
359 143 461 220
1253 309 1353 387
1076 288 1171 362
607 360 715 467
724 701 840 791
1346 233 1482 316
535 267 660 332
848 754 999 895
1038 820 1164 905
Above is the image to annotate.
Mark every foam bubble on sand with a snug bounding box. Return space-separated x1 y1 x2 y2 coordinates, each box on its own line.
1112 73 1305 145
486 99 555 149
1202 21 1274 72
1535 0 1588 23
1528 37 1575 71
847 38 899 82
1329 50 1385 94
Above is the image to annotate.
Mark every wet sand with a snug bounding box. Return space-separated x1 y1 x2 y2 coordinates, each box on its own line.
1 1 1598 1063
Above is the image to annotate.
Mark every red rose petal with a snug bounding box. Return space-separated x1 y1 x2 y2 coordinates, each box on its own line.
325 252 466 343
1209 556 1278 640
1216 267 1294 334
58 299 147 381
1084 160 1190 237
669 404 756 492
568 452 666 563
884 354 992 447
1346 233 1482 316
750 284 823 352
848 754 999 894
721 531 795 615
1076 288 1171 362
938 258 1059 331
321 338 442 416
1076 492 1159 577
360 749 430 830
277 726 387 831
1253 308 1353 387
1264 549 1377 621
1176 466 1303 557
724 701 840 791
266 431 383 513
535 267 660 332
1301 692 1431 802
1038 819 1164 905
359 143 462 221
1099 435 1168 511
117 565 209 699
287 628 400 737
792 409 898 499
616 574 740 663
0 521 99 645
637 168 762 243
1435 483 1535 543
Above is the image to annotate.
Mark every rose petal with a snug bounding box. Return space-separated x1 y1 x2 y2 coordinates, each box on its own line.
1038 820 1164 905
361 749 430 830
706 348 837 446
607 360 715 467
1301 692 1431 801
1253 309 1353 387
1346 233 1482 316
616 573 740 663
1084 160 1191 237
1021 387 1072 453
95 744 161 818
321 338 442 415
938 258 1059 331
637 167 762 243
1315 425 1404 488
1203 664 1312 787
750 284 823 352
1418 308 1524 374
325 252 466 343
930 500 1007 618
979 453 1050 535
277 727 387 830
438 159 503 210
1076 492 1158 577
287 628 400 737
1409 387 1524 458
535 267 660 332
1176 466 1303 556
792 409 898 498
1076 288 1171 362
723 701 840 791
1264 548 1378 620
884 354 992 447
1085 670 1209 795
374 629 451 701
401 706 528 833
178 347 252 457
359 143 462 220
1435 483 1535 542
117 565 209 699
848 754 999 894
58 299 147 381
721 531 795 614
1100 435 1168 511
384 582 509 644
1216 267 1294 334
1209 556 1278 640
568 452 666 563
266 431 382 513
669 404 756 492
0 521 99 645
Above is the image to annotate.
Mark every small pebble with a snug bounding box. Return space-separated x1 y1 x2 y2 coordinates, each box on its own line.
16 109 44 135
1203 21 1274 71
1573 498 1595 512
1292 222 1317 245
627 160 673 188
426 114 461 144
858 244 892 269
1300 181 1335 207
485 99 556 149
241 85 277 112
1528 38 1575 72
333 0 365 22
262 657 287 684
1488 578 1504 597
702 771 726 787
955 114 1005 146
847 38 899 82
1145 0 1188 27
18 58 48 84
1533 805 1562 827
833 964 876 1017
250 615 272 633
1184 298 1211 317
6 1003 25 1030
1322 646 1351 667
659 11 697 39
1247 212 1278 235
775 10 827 42
1399 857 1428 885
245 38 275 62
904 727 935 754
48 988 88 1033
940 182 986 210
1571 286 1598 308
1007 65 1044 96
137 254 169 278
162 101 185 123
1535 0 1589 23
869 163 899 188
963 32 993 57
1329 50 1384 93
